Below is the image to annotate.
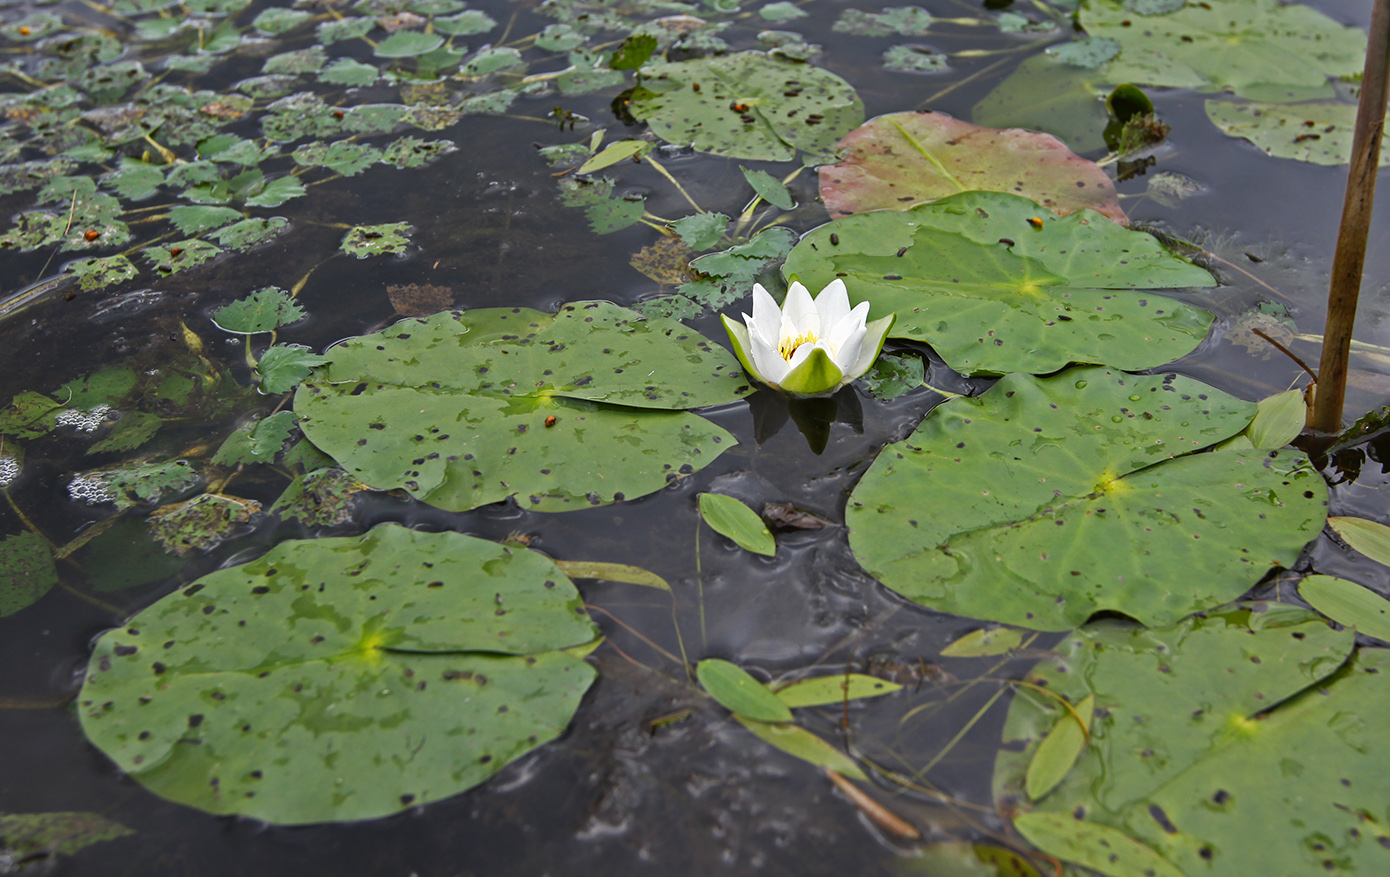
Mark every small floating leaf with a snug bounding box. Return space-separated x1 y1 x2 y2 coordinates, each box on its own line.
939 627 1024 658
697 659 794 723
207 217 289 251
168 205 242 235
268 467 367 527
609 33 657 70
671 211 729 250
142 240 222 277
739 165 793 210
375 31 445 58
575 139 652 175
0 811 133 860
68 460 201 511
554 560 670 591
257 344 331 394
1013 813 1183 877
1024 694 1093 801
1246 387 1306 449
340 222 413 257
211 287 306 334
0 531 57 617
212 411 299 465
65 254 138 291
1328 516 1390 566
773 674 901 708
1298 574 1390 643
698 492 776 556
78 525 599 824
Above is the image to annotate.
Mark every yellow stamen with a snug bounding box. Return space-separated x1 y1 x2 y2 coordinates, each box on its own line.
778 331 818 361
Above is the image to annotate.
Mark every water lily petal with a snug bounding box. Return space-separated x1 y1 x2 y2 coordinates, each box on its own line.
780 346 844 397
830 322 868 376
721 315 764 382
814 279 851 331
750 330 791 386
748 283 781 348
844 313 897 383
780 281 820 341
826 300 871 352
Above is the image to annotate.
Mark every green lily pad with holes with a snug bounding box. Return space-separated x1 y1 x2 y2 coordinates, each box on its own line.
142 240 222 276
992 604 1388 876
340 222 413 258
818 112 1124 224
269 467 367 527
380 137 456 168
78 524 599 824
212 288 306 334
629 51 864 162
780 191 1215 376
66 254 138 291
294 302 749 512
1079 0 1365 102
0 531 57 617
847 367 1328 631
375 31 445 58
1204 99 1390 167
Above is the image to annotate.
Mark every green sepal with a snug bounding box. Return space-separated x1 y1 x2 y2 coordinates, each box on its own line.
779 347 844 398
721 314 765 383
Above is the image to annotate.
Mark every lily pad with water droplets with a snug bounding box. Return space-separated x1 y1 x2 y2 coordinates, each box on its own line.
993 605 1386 876
847 367 1328 630
781 191 1215 376
78 524 599 824
629 51 864 162
819 112 1124 224
294 303 749 512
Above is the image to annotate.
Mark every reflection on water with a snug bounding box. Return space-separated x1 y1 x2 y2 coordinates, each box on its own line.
0 0 1387 873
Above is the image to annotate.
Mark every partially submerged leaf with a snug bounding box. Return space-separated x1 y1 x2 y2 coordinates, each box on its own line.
67 460 201 511
697 659 793 723
820 112 1123 224
268 467 367 527
736 717 867 780
340 222 413 257
554 560 670 591
939 627 1024 658
0 531 58 617
699 492 776 556
782 191 1215 376
1204 99 1390 167
78 525 599 824
848 367 1327 630
739 165 794 210
146 493 260 555
1012 812 1183 877
257 344 331 394
0 811 133 859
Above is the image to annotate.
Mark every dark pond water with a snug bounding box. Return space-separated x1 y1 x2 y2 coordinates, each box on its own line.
1 0 1389 873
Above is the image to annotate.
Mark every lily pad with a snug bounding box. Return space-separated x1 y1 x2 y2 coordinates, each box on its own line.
78 525 599 824
340 222 413 257
1078 0 1366 102
65 254 139 291
375 31 445 57
207 217 289 251
629 51 864 162
143 240 222 277
819 112 1124 224
211 288 306 334
781 191 1215 376
0 531 57 617
294 303 749 512
1204 98 1390 167
993 605 1387 876
846 367 1329 631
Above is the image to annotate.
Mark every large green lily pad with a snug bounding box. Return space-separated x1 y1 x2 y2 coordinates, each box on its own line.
629 51 864 161
78 525 599 825
1205 99 1390 167
1079 0 1366 103
847 367 1328 630
295 303 750 512
819 112 1124 224
992 605 1390 876
781 191 1216 376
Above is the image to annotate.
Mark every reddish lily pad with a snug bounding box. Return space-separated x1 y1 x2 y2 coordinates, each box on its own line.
819 111 1126 226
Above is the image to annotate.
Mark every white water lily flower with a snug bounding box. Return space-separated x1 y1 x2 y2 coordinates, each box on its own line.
722 279 895 398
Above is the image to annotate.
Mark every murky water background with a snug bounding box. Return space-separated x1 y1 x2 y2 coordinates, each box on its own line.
1 0 1389 873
